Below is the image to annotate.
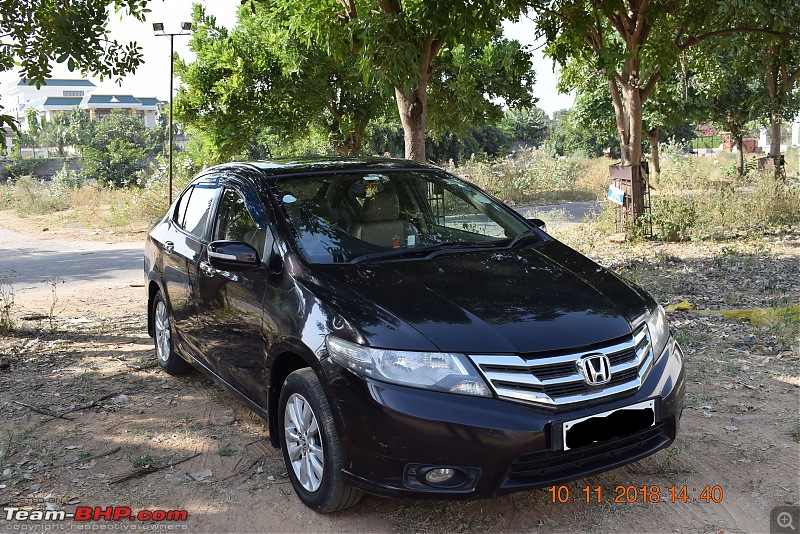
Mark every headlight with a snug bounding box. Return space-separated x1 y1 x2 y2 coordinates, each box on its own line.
644 305 670 361
325 336 491 397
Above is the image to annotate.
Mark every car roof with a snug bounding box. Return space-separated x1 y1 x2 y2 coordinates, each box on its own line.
205 156 442 180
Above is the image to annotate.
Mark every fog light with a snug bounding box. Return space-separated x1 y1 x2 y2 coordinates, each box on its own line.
425 468 455 484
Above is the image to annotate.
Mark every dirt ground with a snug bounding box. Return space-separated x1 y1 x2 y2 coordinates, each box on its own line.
0 217 798 534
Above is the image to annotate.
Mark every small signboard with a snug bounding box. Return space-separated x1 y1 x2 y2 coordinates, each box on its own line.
607 184 625 205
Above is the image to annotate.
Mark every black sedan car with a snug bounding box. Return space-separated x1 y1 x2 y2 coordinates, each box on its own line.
144 157 685 513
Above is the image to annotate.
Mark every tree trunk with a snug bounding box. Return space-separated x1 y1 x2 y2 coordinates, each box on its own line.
395 85 427 162
648 126 660 176
769 108 781 159
734 135 744 176
609 73 646 222
337 120 368 156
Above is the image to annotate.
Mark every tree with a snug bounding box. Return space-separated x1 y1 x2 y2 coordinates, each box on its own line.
40 114 74 157
529 0 800 220
549 106 612 157
0 0 148 132
762 37 800 163
23 108 42 157
175 4 388 163
255 0 536 162
690 39 763 176
80 110 157 186
500 105 549 146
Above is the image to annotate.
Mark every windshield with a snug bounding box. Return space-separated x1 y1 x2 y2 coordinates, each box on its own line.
272 170 533 263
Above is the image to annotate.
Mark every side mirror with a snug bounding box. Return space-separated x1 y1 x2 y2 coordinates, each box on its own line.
207 241 260 271
528 218 547 233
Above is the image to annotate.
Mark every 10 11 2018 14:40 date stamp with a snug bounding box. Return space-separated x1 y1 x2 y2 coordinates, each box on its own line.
549 485 724 504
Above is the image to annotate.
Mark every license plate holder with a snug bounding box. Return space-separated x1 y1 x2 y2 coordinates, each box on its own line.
561 399 656 451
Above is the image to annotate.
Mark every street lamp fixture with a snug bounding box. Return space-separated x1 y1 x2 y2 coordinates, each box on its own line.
153 21 192 205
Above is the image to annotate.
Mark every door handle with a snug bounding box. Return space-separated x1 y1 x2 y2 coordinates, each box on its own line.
164 241 174 254
199 261 216 277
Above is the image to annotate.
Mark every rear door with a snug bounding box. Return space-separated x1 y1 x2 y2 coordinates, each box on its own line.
166 177 221 364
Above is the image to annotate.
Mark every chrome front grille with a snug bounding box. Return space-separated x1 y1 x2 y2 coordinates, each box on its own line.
469 325 653 407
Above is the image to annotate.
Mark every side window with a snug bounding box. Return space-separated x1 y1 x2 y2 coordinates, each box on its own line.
213 189 268 255
175 183 218 238
174 186 192 229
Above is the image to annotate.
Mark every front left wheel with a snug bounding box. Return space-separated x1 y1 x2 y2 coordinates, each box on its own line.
151 291 191 375
278 368 363 513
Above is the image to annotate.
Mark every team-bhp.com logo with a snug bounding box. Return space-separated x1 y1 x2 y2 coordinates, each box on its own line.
4 506 188 522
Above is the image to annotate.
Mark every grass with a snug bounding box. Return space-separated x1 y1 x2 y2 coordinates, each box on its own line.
0 429 33 470
132 454 154 468
217 447 238 457
0 272 14 334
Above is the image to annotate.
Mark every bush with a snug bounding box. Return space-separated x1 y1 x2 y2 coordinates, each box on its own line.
49 165 83 197
445 148 583 205
2 176 68 215
80 111 157 187
646 173 800 242
2 157 60 179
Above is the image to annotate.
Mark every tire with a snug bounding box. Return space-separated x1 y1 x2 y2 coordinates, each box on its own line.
151 291 191 375
278 368 363 513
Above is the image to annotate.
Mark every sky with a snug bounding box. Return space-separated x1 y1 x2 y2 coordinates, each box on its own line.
0 1 574 118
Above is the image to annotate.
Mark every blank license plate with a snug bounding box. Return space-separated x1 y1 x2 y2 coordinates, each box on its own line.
562 399 655 451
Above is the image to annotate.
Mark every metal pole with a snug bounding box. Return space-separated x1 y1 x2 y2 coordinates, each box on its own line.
168 33 174 206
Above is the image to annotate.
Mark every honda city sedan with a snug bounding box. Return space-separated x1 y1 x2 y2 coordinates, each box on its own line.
144 157 685 512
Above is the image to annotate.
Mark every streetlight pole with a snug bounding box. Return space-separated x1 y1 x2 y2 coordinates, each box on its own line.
153 22 191 206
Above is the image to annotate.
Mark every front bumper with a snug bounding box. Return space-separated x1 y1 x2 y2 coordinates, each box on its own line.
321 337 685 499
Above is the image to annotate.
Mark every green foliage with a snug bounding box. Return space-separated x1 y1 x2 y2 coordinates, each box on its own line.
532 0 800 169
175 4 386 164
0 0 148 132
0 273 14 335
645 152 800 241
39 114 75 157
548 108 612 158
253 0 534 160
2 157 58 178
49 164 83 197
79 111 157 187
445 148 583 204
2 176 68 215
427 33 538 135
364 116 516 164
499 106 549 145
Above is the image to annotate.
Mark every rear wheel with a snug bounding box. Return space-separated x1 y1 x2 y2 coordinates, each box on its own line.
152 291 191 375
278 368 363 512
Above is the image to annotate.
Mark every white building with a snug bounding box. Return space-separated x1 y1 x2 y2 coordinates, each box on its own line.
0 78 162 131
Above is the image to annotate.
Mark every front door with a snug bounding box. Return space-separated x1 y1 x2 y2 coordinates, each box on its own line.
195 186 270 405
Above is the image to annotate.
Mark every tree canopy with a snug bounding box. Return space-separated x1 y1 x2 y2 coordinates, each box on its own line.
252 0 537 161
174 4 388 163
0 0 148 132
530 0 800 218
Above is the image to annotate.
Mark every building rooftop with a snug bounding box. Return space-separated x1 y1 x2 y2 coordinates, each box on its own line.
18 79 97 88
81 94 142 105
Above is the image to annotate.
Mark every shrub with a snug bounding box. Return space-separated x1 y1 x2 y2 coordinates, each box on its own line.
49 165 83 198
444 148 584 205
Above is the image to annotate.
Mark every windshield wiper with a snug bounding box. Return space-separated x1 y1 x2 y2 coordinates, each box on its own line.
349 241 489 264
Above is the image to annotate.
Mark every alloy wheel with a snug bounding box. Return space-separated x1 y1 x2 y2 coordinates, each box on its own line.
284 393 324 492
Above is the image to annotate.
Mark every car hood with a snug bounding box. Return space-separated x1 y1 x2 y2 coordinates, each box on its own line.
310 240 652 354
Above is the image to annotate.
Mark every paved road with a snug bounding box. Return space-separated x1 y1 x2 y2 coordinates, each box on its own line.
515 200 601 228
0 227 143 295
